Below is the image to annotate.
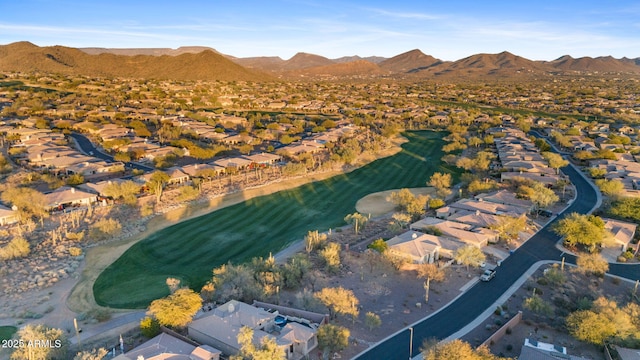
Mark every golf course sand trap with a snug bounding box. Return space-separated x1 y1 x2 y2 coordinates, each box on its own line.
355 187 436 217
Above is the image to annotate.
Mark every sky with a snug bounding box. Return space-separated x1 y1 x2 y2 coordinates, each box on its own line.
1 0 639 61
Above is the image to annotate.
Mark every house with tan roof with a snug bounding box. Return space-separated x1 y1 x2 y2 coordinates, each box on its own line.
475 190 535 212
410 217 494 247
180 163 225 178
603 218 638 254
65 160 125 177
44 186 97 210
386 230 465 264
0 204 19 226
436 198 529 219
188 300 320 360
518 338 589 360
164 167 190 185
243 152 282 166
212 157 253 171
114 332 221 360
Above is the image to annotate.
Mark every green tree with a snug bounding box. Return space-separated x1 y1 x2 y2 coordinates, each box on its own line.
140 316 161 338
65 174 85 186
281 254 311 289
576 252 609 276
147 171 170 203
553 213 608 252
423 339 509 360
314 287 359 321
587 167 607 179
542 152 569 174
524 295 554 316
608 197 640 221
1 187 48 224
317 324 350 360
344 212 368 234
388 189 428 217
73 348 108 360
148 288 202 328
368 238 388 253
490 215 527 243
454 245 486 271
319 242 341 273
236 326 286 360
10 324 68 360
522 182 559 212
113 151 131 162
428 172 452 198
565 297 639 346
103 180 141 206
364 312 382 331
210 262 263 303
595 178 625 200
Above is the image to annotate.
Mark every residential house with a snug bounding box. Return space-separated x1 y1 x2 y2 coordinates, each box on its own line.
44 186 97 210
114 332 221 360
518 338 589 360
607 345 640 360
475 190 535 212
221 134 255 145
164 167 191 185
386 230 465 264
212 157 253 171
97 124 132 140
0 205 19 226
181 163 225 178
188 300 320 360
38 154 97 171
65 160 125 177
243 153 282 167
603 218 638 254
410 217 494 247
436 198 529 219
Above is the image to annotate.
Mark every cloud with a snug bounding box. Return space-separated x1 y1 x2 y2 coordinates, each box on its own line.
364 7 442 20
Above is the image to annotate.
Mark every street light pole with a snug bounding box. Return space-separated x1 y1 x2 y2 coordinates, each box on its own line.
409 327 414 360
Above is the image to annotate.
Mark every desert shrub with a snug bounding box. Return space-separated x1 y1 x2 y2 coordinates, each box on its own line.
68 247 83 257
176 186 199 202
0 237 30 260
66 231 85 242
87 308 111 322
88 218 122 242
428 198 445 209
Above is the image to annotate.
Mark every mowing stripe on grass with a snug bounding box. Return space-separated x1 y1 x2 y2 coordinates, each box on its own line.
93 131 459 308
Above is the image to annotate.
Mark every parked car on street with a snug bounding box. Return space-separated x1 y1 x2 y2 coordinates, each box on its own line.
480 269 496 282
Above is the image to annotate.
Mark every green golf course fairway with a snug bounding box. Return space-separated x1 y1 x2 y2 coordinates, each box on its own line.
94 131 457 308
0 326 17 341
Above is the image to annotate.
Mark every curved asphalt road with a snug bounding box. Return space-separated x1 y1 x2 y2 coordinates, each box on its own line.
355 145 640 359
69 132 154 172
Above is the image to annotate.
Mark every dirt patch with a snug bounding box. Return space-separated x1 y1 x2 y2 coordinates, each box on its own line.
355 187 436 217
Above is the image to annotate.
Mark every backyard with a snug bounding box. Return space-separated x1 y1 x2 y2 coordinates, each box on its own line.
93 131 461 308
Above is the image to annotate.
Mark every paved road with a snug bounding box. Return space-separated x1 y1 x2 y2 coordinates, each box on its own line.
69 132 154 172
354 142 639 360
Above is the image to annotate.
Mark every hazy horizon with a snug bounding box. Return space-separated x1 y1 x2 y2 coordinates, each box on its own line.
1 0 639 61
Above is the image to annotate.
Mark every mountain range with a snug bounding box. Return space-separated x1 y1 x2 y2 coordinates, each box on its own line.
1 41 639 82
